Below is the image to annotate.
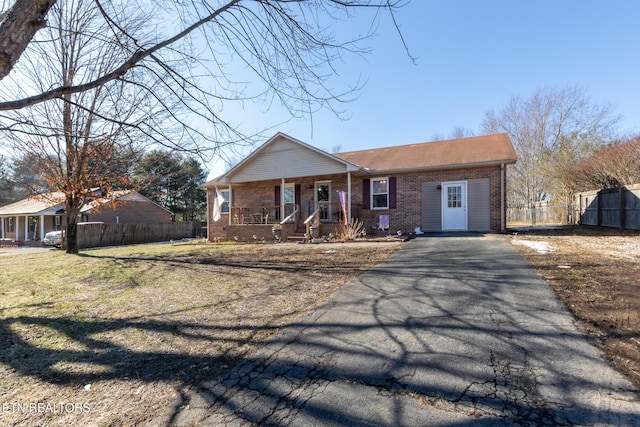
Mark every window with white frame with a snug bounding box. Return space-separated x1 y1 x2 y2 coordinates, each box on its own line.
371 177 389 209
8 217 14 232
283 183 295 205
220 190 230 214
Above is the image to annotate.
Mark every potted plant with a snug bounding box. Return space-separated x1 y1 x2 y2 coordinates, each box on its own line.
272 223 282 242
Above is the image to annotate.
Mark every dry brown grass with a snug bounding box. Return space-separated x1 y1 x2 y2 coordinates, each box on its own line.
508 226 640 389
0 241 401 427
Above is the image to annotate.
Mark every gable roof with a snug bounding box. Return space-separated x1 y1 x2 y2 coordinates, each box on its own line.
0 193 65 216
333 133 517 173
203 132 365 186
0 190 170 216
202 132 517 187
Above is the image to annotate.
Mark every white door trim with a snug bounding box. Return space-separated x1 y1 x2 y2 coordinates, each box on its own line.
442 181 468 231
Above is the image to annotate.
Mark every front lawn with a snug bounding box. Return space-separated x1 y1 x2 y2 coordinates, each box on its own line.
0 241 400 426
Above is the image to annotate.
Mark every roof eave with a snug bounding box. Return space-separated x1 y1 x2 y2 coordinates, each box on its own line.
364 159 517 175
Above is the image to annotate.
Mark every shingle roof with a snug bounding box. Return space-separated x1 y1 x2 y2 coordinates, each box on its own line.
0 190 167 216
0 193 65 215
333 133 517 172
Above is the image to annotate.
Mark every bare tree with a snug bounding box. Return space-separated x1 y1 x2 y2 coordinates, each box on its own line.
482 85 621 206
0 0 409 253
571 135 640 191
449 126 475 140
0 1 409 110
1 0 186 253
430 126 475 142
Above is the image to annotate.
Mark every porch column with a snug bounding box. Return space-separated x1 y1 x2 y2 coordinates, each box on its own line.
228 183 233 225
280 178 285 221
347 172 352 221
1 216 4 239
24 216 29 241
40 215 45 240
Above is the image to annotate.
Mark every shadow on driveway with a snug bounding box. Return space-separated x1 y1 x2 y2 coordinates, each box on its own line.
152 234 640 426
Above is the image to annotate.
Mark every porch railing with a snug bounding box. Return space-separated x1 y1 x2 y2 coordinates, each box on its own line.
230 202 362 226
304 201 362 224
231 205 299 225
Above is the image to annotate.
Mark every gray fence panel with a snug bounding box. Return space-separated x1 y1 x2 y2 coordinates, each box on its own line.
574 184 640 231
75 222 199 249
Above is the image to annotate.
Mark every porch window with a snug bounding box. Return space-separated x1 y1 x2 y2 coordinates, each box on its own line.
220 190 230 214
283 183 295 204
55 215 62 230
8 217 14 232
371 178 389 209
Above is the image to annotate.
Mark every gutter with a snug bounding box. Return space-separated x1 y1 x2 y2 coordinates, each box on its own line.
358 159 517 176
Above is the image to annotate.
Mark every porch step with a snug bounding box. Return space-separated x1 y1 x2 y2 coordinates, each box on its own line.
286 234 308 243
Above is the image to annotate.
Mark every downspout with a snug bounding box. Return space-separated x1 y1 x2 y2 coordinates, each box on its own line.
501 163 505 232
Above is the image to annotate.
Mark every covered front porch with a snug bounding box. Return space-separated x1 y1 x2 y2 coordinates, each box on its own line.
209 173 365 242
203 132 369 242
0 214 63 244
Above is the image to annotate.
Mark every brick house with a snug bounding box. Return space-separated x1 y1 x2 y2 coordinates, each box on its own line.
202 133 517 242
0 189 172 243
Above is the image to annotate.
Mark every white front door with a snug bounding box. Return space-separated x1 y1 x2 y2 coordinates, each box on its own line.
442 181 467 230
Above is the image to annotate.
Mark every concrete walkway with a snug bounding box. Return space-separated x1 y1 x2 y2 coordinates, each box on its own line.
156 234 640 426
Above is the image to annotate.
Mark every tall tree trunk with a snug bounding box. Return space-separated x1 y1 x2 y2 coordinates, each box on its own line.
0 0 56 80
65 195 79 254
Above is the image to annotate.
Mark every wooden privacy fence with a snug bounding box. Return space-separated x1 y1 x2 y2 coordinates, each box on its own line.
74 222 201 249
573 184 640 230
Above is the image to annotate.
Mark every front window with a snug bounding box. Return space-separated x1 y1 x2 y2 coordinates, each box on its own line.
55 215 62 230
8 217 14 232
371 178 389 209
220 190 230 213
283 184 295 204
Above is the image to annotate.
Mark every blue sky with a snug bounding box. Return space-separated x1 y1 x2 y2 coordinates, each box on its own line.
208 0 640 176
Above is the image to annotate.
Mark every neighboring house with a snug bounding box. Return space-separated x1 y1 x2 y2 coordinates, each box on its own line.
0 189 172 242
202 132 517 242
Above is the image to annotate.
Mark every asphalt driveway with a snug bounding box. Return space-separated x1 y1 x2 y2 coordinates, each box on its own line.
151 234 640 426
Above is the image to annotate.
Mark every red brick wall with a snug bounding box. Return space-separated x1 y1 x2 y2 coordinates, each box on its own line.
359 165 506 234
86 201 172 224
206 165 508 241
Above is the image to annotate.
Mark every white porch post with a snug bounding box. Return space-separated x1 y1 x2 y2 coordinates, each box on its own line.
280 178 285 221
39 215 45 240
347 172 352 221
228 183 233 225
15 217 19 241
24 216 29 241
1 217 4 239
